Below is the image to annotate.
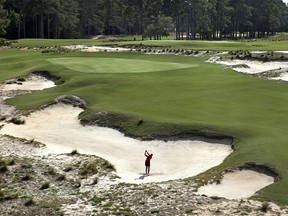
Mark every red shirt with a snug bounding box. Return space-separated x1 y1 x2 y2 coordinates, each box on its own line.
145 155 152 163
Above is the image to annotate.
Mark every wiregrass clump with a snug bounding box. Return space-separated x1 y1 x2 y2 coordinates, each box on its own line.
10 117 25 125
40 182 50 190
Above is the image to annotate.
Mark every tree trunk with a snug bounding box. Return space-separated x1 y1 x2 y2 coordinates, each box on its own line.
47 14 50 39
186 11 189 40
39 0 45 38
18 14 21 39
23 15 26 38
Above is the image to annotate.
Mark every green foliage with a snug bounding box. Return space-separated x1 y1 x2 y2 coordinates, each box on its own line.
0 0 9 35
45 167 56 176
210 196 221 200
56 174 66 181
63 166 73 172
10 117 25 125
260 202 269 212
24 198 35 206
79 161 99 176
40 182 50 190
185 208 194 214
70 149 79 155
91 196 106 205
0 159 8 173
3 0 288 39
92 177 99 185
38 198 61 212
101 161 115 172
150 209 160 214
21 174 32 181
0 37 6 45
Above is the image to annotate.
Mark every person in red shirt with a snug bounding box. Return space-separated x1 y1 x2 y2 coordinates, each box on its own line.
144 150 153 175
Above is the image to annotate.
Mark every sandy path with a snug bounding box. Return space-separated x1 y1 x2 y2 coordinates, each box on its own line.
0 104 232 183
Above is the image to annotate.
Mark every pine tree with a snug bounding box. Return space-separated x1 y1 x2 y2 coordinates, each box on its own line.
0 0 9 36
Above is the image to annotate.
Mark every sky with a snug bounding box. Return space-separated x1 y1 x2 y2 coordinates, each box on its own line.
284 0 288 5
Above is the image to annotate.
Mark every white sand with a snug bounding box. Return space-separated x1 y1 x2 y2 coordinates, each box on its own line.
196 170 274 199
208 57 288 74
1 75 55 91
63 45 131 52
271 73 288 81
0 104 232 183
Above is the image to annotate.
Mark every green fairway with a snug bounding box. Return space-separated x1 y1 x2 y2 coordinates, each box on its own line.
2 41 288 204
13 37 288 51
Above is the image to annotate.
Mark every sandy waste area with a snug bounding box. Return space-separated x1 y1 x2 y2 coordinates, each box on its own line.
0 64 278 199
63 45 131 52
207 56 288 81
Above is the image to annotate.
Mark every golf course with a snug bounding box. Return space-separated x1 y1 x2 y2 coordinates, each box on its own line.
1 37 288 206
0 37 288 214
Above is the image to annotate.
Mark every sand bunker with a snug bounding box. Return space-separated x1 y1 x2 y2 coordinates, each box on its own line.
63 45 131 52
1 75 55 91
197 170 274 199
0 104 232 183
207 56 288 81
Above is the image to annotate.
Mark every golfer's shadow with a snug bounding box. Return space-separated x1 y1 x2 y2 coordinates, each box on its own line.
138 174 147 180
135 173 164 180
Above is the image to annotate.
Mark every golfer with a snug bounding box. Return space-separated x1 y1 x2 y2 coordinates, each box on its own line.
144 150 153 175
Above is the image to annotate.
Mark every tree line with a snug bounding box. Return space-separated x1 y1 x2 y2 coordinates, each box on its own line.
0 0 288 40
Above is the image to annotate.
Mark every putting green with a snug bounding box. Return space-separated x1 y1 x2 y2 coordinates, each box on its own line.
48 57 197 73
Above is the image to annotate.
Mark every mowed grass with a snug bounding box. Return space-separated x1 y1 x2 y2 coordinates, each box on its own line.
12 37 288 51
47 57 196 73
1 45 288 203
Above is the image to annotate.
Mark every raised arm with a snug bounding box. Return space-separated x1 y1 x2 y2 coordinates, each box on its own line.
144 150 149 156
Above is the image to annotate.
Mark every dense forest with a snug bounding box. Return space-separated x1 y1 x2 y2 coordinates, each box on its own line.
0 0 288 40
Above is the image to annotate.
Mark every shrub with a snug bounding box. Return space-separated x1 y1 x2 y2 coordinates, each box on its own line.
91 196 106 205
101 161 115 171
17 78 26 82
211 196 221 200
137 119 144 126
0 38 6 46
80 161 98 176
40 182 50 190
45 167 56 176
7 159 15 166
63 166 73 172
24 198 35 206
0 165 8 173
92 177 99 185
21 174 32 181
56 174 66 181
150 209 160 214
70 149 79 155
260 202 269 212
74 179 81 188
185 208 194 214
10 117 25 125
